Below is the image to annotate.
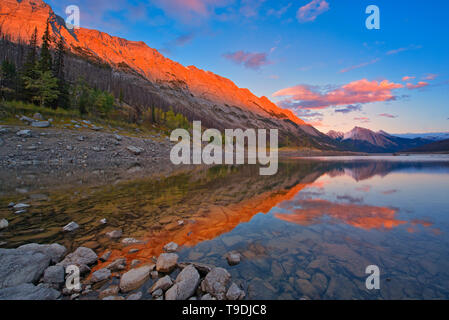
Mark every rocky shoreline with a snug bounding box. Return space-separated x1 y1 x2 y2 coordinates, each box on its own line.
0 241 245 300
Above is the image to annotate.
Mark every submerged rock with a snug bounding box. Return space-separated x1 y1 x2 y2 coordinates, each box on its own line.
99 285 119 300
119 265 152 293
106 230 122 240
106 258 127 271
156 253 178 273
225 251 241 266
127 292 142 300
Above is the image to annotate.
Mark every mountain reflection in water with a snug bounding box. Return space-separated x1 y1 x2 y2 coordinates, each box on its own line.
1 156 449 299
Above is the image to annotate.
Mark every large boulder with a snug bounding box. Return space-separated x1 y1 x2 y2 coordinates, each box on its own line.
119 265 152 293
149 275 173 293
165 265 200 300
91 268 111 283
156 253 178 273
201 267 231 300
42 266 65 286
57 247 98 268
18 243 67 264
0 283 61 300
0 248 51 289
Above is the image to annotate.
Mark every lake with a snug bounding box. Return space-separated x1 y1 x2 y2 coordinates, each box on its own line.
1 155 449 299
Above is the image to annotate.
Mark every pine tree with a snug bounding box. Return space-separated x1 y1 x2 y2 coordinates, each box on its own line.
52 37 70 109
19 27 39 102
39 18 53 73
23 70 59 108
0 60 18 100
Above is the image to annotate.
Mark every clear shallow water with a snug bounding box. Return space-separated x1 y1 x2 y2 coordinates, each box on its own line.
1 156 449 299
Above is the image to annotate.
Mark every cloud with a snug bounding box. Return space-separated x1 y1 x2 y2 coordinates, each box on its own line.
386 44 422 56
406 81 429 89
150 0 233 23
354 117 370 123
239 0 267 18
423 73 438 80
223 51 272 69
335 104 363 114
379 113 398 118
267 3 292 18
161 32 195 54
340 58 380 73
296 0 330 23
273 79 404 110
402 76 415 82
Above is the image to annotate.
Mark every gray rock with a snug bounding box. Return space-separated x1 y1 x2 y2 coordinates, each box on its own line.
165 265 200 300
131 259 141 268
0 248 51 289
20 116 35 124
226 251 241 266
91 268 111 283
163 242 179 253
201 293 216 300
127 292 142 300
15 210 27 214
106 258 127 271
100 251 112 262
119 265 152 293
0 219 8 230
121 238 144 245
7 202 14 208
16 130 32 137
149 275 173 293
126 146 144 155
0 283 61 300
57 247 98 268
106 229 122 239
31 121 51 128
156 253 178 273
42 266 65 285
226 282 245 300
114 134 123 141
62 221 79 232
152 288 163 298
18 243 67 264
99 218 107 224
202 267 231 300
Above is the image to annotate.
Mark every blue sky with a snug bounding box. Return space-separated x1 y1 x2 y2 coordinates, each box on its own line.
47 0 449 133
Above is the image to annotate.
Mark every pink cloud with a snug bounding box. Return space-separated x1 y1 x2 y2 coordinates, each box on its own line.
406 81 429 89
273 79 404 110
223 51 272 69
379 113 398 118
340 58 380 73
354 117 370 123
402 76 415 82
297 0 330 23
386 44 422 56
423 73 438 80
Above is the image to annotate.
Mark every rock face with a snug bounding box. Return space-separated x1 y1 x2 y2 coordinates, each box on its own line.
0 248 51 289
156 253 178 273
57 247 98 268
165 265 200 300
0 283 61 300
202 268 231 300
119 265 152 293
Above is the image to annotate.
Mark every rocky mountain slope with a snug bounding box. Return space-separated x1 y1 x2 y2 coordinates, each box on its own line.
0 0 335 149
327 126 433 153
